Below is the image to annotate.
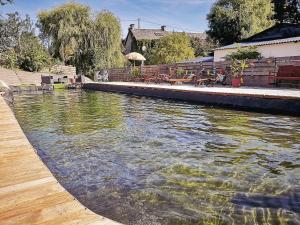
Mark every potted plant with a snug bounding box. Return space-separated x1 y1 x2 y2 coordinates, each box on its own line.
176 68 186 77
226 46 261 87
230 59 248 87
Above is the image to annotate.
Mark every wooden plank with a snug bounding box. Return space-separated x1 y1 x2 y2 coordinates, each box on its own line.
0 96 121 225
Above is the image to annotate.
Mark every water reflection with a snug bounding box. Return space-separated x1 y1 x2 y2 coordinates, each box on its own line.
13 90 300 225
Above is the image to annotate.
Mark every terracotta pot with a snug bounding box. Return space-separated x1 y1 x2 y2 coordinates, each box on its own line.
232 77 242 87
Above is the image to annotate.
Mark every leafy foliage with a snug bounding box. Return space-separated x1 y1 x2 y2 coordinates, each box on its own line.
0 13 51 72
136 40 157 65
135 37 216 64
0 0 13 6
272 0 300 23
0 12 33 53
176 68 186 75
190 37 217 57
18 33 53 72
93 11 124 70
37 2 91 65
207 0 274 45
230 59 249 77
37 3 124 77
151 33 194 64
0 48 17 69
226 46 261 60
131 67 141 77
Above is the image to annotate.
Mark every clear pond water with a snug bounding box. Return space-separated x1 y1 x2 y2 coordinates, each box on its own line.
13 90 300 225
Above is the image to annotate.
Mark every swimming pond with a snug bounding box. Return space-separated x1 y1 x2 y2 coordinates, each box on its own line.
13 90 300 225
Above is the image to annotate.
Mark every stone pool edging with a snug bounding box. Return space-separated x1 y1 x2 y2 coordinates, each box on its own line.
0 96 121 225
83 82 300 116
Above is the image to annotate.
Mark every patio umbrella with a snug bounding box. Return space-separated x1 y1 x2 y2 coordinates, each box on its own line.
126 52 146 61
125 52 146 67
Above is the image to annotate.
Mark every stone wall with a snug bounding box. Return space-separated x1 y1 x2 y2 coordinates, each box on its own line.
42 65 76 77
107 56 300 87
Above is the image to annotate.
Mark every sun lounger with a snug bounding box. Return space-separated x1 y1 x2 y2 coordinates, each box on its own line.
196 73 227 86
167 74 197 85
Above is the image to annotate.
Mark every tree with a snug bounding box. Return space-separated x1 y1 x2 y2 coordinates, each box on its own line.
207 0 274 46
0 48 17 69
37 3 124 77
0 0 13 6
135 40 157 65
92 11 124 70
0 12 33 53
272 0 300 23
190 37 217 57
151 33 194 64
18 33 53 72
37 2 92 65
0 13 52 71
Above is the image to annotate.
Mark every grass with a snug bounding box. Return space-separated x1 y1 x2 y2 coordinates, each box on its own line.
53 83 66 89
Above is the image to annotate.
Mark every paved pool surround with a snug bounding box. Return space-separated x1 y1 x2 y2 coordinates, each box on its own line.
83 82 300 116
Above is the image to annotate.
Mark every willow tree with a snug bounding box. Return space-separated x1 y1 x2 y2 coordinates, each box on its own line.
37 2 92 65
92 11 124 70
207 0 274 45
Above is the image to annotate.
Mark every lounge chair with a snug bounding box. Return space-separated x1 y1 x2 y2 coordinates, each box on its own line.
166 74 197 85
196 72 227 87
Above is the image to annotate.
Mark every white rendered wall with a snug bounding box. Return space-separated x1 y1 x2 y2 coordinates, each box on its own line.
214 42 300 62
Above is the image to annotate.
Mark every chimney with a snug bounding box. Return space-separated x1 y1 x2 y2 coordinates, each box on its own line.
129 24 135 30
161 25 166 31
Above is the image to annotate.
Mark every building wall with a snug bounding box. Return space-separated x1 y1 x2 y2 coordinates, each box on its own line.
125 32 135 54
214 42 300 62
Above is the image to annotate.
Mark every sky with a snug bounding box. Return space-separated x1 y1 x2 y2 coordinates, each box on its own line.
0 0 216 37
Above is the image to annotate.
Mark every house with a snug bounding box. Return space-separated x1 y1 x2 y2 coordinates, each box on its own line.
123 24 206 54
214 23 300 62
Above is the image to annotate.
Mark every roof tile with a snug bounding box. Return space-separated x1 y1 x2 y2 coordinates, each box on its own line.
131 29 206 40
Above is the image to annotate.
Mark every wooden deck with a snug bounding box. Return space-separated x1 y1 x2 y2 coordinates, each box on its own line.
0 96 121 225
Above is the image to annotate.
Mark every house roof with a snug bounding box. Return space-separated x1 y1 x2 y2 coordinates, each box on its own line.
130 29 206 41
215 36 300 50
241 23 300 43
216 23 300 51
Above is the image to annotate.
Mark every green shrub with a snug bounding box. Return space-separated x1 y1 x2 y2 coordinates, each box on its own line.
18 33 53 72
226 46 261 61
152 33 194 64
131 67 141 77
0 48 18 69
176 68 186 75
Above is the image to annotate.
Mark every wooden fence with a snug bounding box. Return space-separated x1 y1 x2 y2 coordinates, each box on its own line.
107 56 300 87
